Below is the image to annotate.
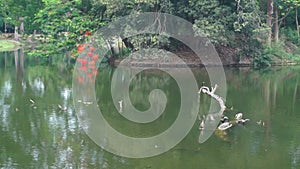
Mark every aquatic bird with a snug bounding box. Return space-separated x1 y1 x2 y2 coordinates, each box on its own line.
218 122 232 131
29 98 35 104
256 120 265 126
220 116 229 123
237 118 250 125
118 100 123 113
235 112 243 120
83 101 93 105
199 120 205 130
58 104 67 111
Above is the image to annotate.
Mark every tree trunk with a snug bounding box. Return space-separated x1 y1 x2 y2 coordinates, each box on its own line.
14 26 18 40
296 7 299 39
19 17 24 35
4 22 7 33
4 52 7 68
266 0 274 46
105 40 114 57
121 37 134 50
274 6 279 43
293 80 298 111
14 50 18 70
20 22 24 34
20 48 24 73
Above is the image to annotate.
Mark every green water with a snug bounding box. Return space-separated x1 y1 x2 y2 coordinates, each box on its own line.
0 53 300 168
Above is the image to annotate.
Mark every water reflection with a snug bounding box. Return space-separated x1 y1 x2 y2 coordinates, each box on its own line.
0 55 300 168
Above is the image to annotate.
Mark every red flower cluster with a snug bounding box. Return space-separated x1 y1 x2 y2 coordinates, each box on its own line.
79 30 92 36
76 44 99 84
84 31 92 36
77 44 86 53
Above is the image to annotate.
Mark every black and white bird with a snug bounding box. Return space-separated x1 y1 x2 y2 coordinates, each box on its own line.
220 116 229 123
218 122 232 131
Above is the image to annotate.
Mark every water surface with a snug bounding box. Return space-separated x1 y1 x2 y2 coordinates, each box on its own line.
0 52 300 168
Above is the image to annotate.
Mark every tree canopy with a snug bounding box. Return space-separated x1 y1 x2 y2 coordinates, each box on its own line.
0 0 299 67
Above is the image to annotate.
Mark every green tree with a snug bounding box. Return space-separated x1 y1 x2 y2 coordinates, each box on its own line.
0 0 43 34
31 0 105 62
183 0 235 45
273 0 300 43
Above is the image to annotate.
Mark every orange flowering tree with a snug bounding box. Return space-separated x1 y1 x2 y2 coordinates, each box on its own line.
29 1 105 64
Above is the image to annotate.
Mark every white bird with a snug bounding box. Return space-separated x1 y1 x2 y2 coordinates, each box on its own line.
199 120 205 130
58 104 67 111
218 122 232 131
118 100 123 113
237 118 250 125
29 98 35 104
256 120 265 126
83 101 93 105
235 112 243 120
256 120 262 125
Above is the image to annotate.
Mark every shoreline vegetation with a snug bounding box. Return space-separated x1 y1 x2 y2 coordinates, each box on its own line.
113 48 300 68
0 35 299 68
0 0 299 68
0 39 21 52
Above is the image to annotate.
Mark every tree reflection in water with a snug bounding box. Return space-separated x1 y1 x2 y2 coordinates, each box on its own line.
0 56 300 168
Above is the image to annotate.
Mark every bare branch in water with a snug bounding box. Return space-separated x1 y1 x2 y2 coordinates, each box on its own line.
198 84 226 113
197 84 226 143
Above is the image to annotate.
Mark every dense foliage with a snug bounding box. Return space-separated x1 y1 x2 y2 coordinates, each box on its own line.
0 0 299 67
31 1 103 59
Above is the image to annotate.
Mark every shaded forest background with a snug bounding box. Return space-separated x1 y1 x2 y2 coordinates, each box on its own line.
0 0 299 67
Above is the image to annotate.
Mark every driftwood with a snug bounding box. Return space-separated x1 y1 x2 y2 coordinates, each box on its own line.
197 84 226 143
198 84 226 116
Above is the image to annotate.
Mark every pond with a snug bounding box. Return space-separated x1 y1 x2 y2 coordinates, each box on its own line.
0 52 300 169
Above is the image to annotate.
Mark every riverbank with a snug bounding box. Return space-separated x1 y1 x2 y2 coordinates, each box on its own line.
1 34 298 68
113 48 299 68
0 39 21 52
